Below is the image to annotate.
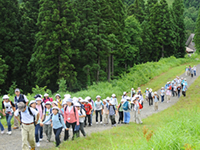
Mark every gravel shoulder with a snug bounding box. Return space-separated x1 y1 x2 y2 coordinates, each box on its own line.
1 64 199 150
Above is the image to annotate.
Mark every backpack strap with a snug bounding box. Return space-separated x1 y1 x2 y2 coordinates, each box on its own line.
73 106 77 120
58 113 62 124
28 107 36 126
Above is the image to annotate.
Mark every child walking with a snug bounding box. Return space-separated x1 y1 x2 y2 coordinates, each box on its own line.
2 95 15 135
117 100 124 124
84 99 92 127
43 101 52 142
108 101 117 127
74 103 86 137
103 100 109 125
160 87 165 102
133 97 142 124
94 95 104 125
122 97 131 124
41 106 68 147
166 87 171 103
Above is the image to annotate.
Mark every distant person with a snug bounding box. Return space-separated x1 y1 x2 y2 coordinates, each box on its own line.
145 88 149 102
185 67 188 76
133 97 142 124
14 88 29 130
173 84 177 97
160 87 165 102
166 87 171 103
188 65 191 76
131 88 136 98
182 83 187 97
2 95 15 135
148 89 153 106
94 95 104 125
43 93 53 103
122 97 131 124
193 65 197 76
110 94 118 108
153 92 159 111
103 100 109 126
191 68 194 78
87 97 94 125
84 99 92 127
55 94 62 109
117 99 124 124
15 102 39 150
177 84 182 98
122 92 127 100
108 101 117 127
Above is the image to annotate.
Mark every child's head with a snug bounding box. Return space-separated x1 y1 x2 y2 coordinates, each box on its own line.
66 98 73 106
45 102 51 109
36 98 42 105
96 95 101 101
29 100 36 108
3 95 9 102
44 93 49 99
112 94 116 98
74 103 81 110
52 101 58 107
121 99 124 104
103 100 107 105
123 92 127 96
52 107 59 115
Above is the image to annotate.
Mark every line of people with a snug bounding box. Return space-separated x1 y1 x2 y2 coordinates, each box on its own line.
0 71 194 149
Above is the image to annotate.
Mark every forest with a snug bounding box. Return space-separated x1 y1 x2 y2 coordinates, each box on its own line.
0 0 197 94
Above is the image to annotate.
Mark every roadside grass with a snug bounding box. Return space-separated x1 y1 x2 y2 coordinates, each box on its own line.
46 65 200 150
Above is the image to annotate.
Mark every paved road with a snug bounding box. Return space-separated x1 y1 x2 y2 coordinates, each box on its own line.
0 64 199 150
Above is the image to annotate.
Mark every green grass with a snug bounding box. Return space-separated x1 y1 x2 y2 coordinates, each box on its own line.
49 71 200 150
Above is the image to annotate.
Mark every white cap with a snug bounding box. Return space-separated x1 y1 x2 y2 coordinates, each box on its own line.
73 97 78 102
149 88 152 92
29 100 36 106
44 93 49 97
52 106 59 111
96 95 101 99
183 83 185 85
78 97 82 100
106 97 110 101
154 92 157 94
36 97 42 101
146 88 148 89
86 96 91 100
62 101 67 106
126 96 131 100
136 95 140 98
15 88 20 92
45 101 52 105
52 101 58 106
103 99 107 103
132 97 136 101
184 78 187 80
131 88 134 90
55 94 61 98
80 99 85 103
121 99 125 102
3 95 9 99
64 94 71 98
123 92 126 95
181 77 183 79
112 94 116 97
84 98 88 103
74 103 81 107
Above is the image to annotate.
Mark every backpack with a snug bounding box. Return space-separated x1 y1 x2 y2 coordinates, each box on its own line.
169 86 172 90
138 102 143 109
108 105 116 112
50 113 62 124
19 107 36 126
44 108 52 120
123 101 129 111
148 92 152 99
65 106 77 120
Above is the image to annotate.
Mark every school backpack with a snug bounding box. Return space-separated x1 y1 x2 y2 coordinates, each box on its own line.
122 101 129 111
169 85 172 90
19 107 36 126
65 106 77 120
50 113 62 124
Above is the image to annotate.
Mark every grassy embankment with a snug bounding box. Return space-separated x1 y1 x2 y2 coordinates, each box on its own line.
47 57 200 150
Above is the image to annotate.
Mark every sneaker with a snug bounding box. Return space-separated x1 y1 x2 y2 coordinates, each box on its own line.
100 122 103 124
7 131 12 135
114 124 116 127
39 138 43 142
36 142 40 147
13 127 19 130
1 130 4 134
96 122 98 125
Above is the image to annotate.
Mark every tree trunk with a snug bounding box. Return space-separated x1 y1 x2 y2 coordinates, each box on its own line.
107 54 111 82
162 44 164 58
111 48 114 76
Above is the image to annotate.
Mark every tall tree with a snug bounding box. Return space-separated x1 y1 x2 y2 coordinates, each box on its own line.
0 0 22 92
128 0 145 23
172 0 186 57
194 8 200 53
33 0 79 91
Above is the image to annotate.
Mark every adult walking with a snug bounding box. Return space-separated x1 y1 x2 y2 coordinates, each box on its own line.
2 95 15 134
182 83 187 97
193 65 197 76
148 89 153 106
14 102 39 150
145 88 149 102
133 97 142 124
153 92 159 111
13 88 29 130
177 84 182 98
64 98 79 141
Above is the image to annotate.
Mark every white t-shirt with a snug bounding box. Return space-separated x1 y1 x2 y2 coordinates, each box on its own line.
44 108 52 125
78 109 86 123
14 107 38 124
2 101 15 113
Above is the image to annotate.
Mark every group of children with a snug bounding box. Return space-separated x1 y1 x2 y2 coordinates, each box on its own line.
0 69 194 148
185 65 196 77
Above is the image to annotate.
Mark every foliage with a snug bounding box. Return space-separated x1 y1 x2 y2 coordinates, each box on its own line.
57 78 67 93
0 56 8 89
194 9 200 54
6 81 17 95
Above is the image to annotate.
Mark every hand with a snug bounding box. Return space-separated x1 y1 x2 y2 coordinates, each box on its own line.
65 128 69 131
40 123 43 127
3 113 6 116
51 123 53 127
35 121 38 125
138 111 140 114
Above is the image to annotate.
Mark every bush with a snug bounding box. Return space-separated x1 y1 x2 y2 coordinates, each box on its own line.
6 81 17 95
